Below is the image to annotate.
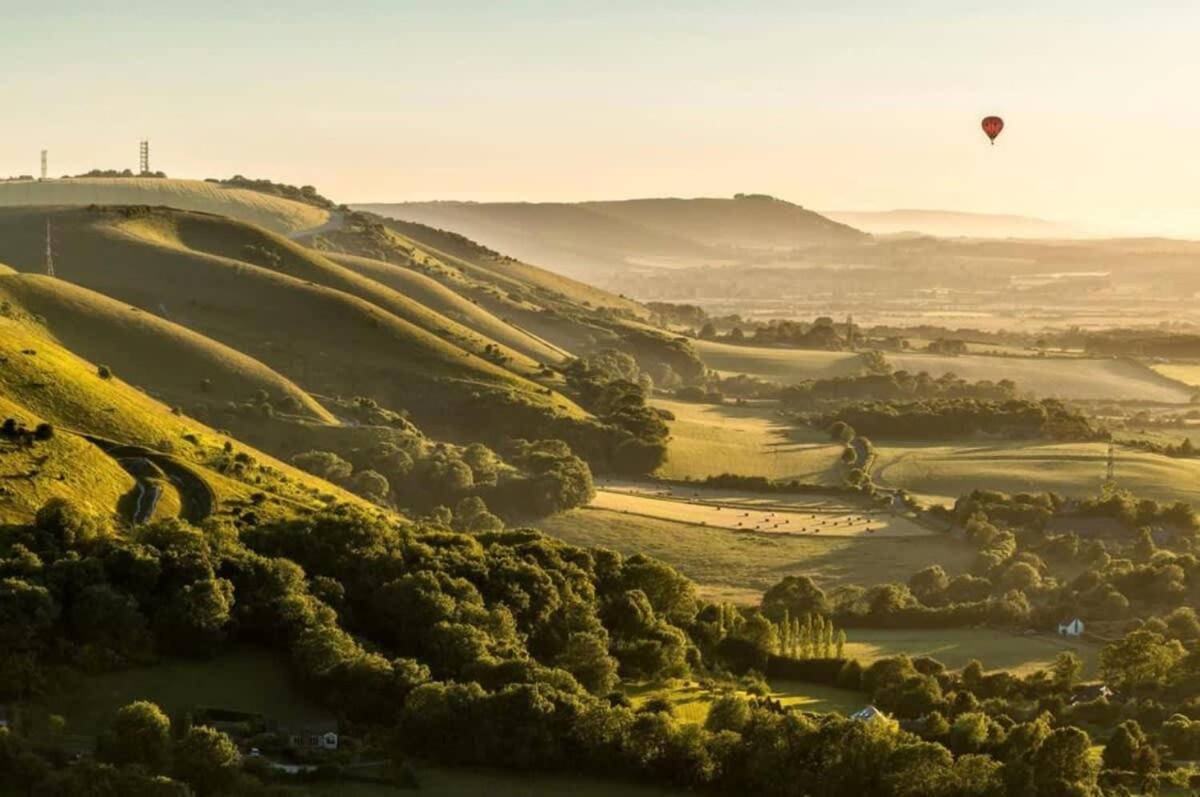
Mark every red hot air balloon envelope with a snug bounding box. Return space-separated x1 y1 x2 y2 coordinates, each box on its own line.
982 116 1004 145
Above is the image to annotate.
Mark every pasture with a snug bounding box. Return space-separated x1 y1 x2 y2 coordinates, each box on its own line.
841 628 1101 677
872 440 1200 505
590 486 931 538
652 398 840 482
885 352 1191 402
628 679 865 724
534 508 974 605
1150 362 1200 388
691 340 865 381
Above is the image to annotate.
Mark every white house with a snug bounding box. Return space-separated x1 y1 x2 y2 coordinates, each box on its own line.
1057 618 1084 637
850 705 887 723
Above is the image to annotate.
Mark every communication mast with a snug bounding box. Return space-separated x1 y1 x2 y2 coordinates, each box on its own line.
44 221 55 278
1102 438 1117 497
40 150 47 181
139 140 150 175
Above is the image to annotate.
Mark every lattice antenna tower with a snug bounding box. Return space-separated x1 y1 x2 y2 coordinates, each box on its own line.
139 140 150 175
40 150 47 181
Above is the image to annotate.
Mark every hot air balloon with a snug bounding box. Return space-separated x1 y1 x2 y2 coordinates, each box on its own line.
981 116 1004 145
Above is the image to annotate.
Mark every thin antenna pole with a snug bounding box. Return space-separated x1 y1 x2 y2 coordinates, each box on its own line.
45 220 55 278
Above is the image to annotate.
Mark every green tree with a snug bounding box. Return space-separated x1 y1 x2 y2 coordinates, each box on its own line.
173 726 240 796
1099 629 1185 693
101 701 172 772
1032 727 1100 797
1051 651 1084 689
555 631 619 694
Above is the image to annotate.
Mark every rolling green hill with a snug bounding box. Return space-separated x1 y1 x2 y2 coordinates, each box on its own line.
0 206 589 445
0 312 373 524
0 273 333 422
0 178 329 235
327 251 570 364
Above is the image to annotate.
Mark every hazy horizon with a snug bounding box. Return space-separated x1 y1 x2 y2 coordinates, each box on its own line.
4 1 1198 236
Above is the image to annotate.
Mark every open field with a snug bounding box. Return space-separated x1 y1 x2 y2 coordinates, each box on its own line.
653 398 841 482
31 647 330 737
590 487 930 538
692 340 865 381
841 628 1101 676
1150 362 1200 388
0 178 329 235
886 352 1192 402
628 679 865 724
873 440 1200 505
534 508 974 604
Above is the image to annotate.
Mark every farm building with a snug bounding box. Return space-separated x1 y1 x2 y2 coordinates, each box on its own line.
282 723 339 752
850 705 887 723
1057 618 1084 637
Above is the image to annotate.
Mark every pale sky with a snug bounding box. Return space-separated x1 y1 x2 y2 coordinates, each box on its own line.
2 1 1198 235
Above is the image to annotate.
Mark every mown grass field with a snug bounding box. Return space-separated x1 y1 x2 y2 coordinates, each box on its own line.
841 628 1101 676
534 508 974 605
590 488 930 538
691 340 865 381
886 352 1191 402
653 398 841 482
0 177 329 235
872 440 1200 505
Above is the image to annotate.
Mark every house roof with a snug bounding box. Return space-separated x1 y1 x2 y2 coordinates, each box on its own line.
851 706 886 722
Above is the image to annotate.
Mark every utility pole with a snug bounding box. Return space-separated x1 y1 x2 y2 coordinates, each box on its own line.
40 150 47 181
139 140 150 175
1102 438 1117 497
44 221 55 278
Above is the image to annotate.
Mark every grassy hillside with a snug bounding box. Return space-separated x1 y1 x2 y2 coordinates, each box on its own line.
308 215 706 383
535 508 974 605
0 273 333 422
139 211 558 380
692 341 867 381
873 439 1200 505
326 251 569 364
0 207 587 445
0 394 135 524
0 178 329 235
0 313 371 522
652 398 840 482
